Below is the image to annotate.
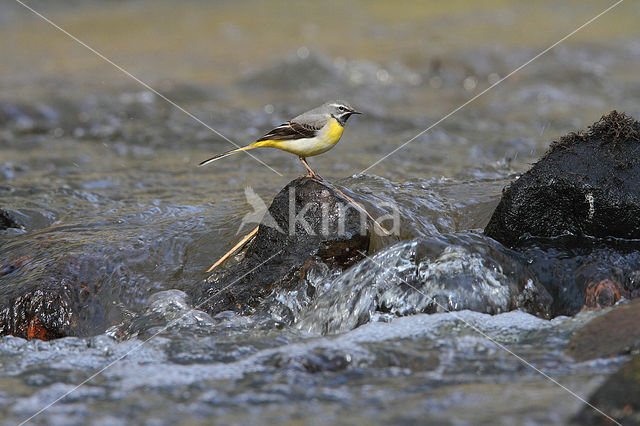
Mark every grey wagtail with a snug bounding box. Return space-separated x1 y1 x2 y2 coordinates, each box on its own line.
198 101 361 180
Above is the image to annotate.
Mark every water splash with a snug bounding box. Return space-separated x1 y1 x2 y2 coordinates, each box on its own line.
296 232 550 334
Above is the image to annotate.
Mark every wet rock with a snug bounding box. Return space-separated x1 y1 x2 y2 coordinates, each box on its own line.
583 278 630 309
572 354 640 425
484 112 640 314
566 298 640 362
516 235 640 316
267 349 355 374
0 208 22 231
193 177 371 316
485 111 640 248
0 284 74 341
0 255 116 340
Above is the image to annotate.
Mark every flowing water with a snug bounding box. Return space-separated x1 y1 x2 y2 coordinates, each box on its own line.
1 0 639 424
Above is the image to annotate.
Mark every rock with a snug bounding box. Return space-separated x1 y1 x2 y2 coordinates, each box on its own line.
0 283 75 341
483 112 640 314
515 236 640 316
583 278 630 310
572 354 640 425
566 298 640 362
485 111 640 248
193 177 371 316
0 255 116 340
0 208 22 231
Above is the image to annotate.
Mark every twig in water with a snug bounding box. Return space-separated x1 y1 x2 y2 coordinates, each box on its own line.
206 226 259 272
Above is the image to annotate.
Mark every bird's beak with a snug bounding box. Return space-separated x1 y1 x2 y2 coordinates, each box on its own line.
350 109 362 115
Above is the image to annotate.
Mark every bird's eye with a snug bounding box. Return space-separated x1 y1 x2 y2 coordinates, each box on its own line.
338 106 346 111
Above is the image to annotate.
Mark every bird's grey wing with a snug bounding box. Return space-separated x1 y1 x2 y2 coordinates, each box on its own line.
256 118 324 141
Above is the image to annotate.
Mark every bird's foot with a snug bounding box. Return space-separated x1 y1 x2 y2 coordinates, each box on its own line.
305 172 324 182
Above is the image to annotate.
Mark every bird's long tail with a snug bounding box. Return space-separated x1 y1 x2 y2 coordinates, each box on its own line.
198 145 257 167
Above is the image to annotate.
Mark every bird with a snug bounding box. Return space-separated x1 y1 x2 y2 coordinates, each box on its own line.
198 101 361 180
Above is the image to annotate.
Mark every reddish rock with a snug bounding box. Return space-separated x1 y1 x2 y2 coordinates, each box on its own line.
566 298 640 362
0 255 116 340
26 318 50 341
583 278 629 310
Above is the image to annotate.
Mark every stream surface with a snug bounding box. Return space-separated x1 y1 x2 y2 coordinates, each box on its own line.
1 0 639 424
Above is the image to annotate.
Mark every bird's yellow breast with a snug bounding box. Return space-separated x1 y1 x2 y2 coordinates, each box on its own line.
323 117 345 144
252 117 345 157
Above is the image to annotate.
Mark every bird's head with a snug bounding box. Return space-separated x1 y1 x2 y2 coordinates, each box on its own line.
325 100 361 125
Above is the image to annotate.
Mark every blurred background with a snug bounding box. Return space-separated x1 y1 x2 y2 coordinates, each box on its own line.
1 1 640 424
2 0 639 181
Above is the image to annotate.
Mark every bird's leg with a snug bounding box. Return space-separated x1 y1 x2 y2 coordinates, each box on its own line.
299 157 324 181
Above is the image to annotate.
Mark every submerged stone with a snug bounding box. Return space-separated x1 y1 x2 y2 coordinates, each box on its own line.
515 235 640 315
485 111 640 248
296 233 553 335
566 298 640 362
572 354 640 425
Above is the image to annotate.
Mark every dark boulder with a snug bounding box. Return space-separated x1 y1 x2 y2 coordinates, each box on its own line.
193 177 371 316
485 111 640 248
